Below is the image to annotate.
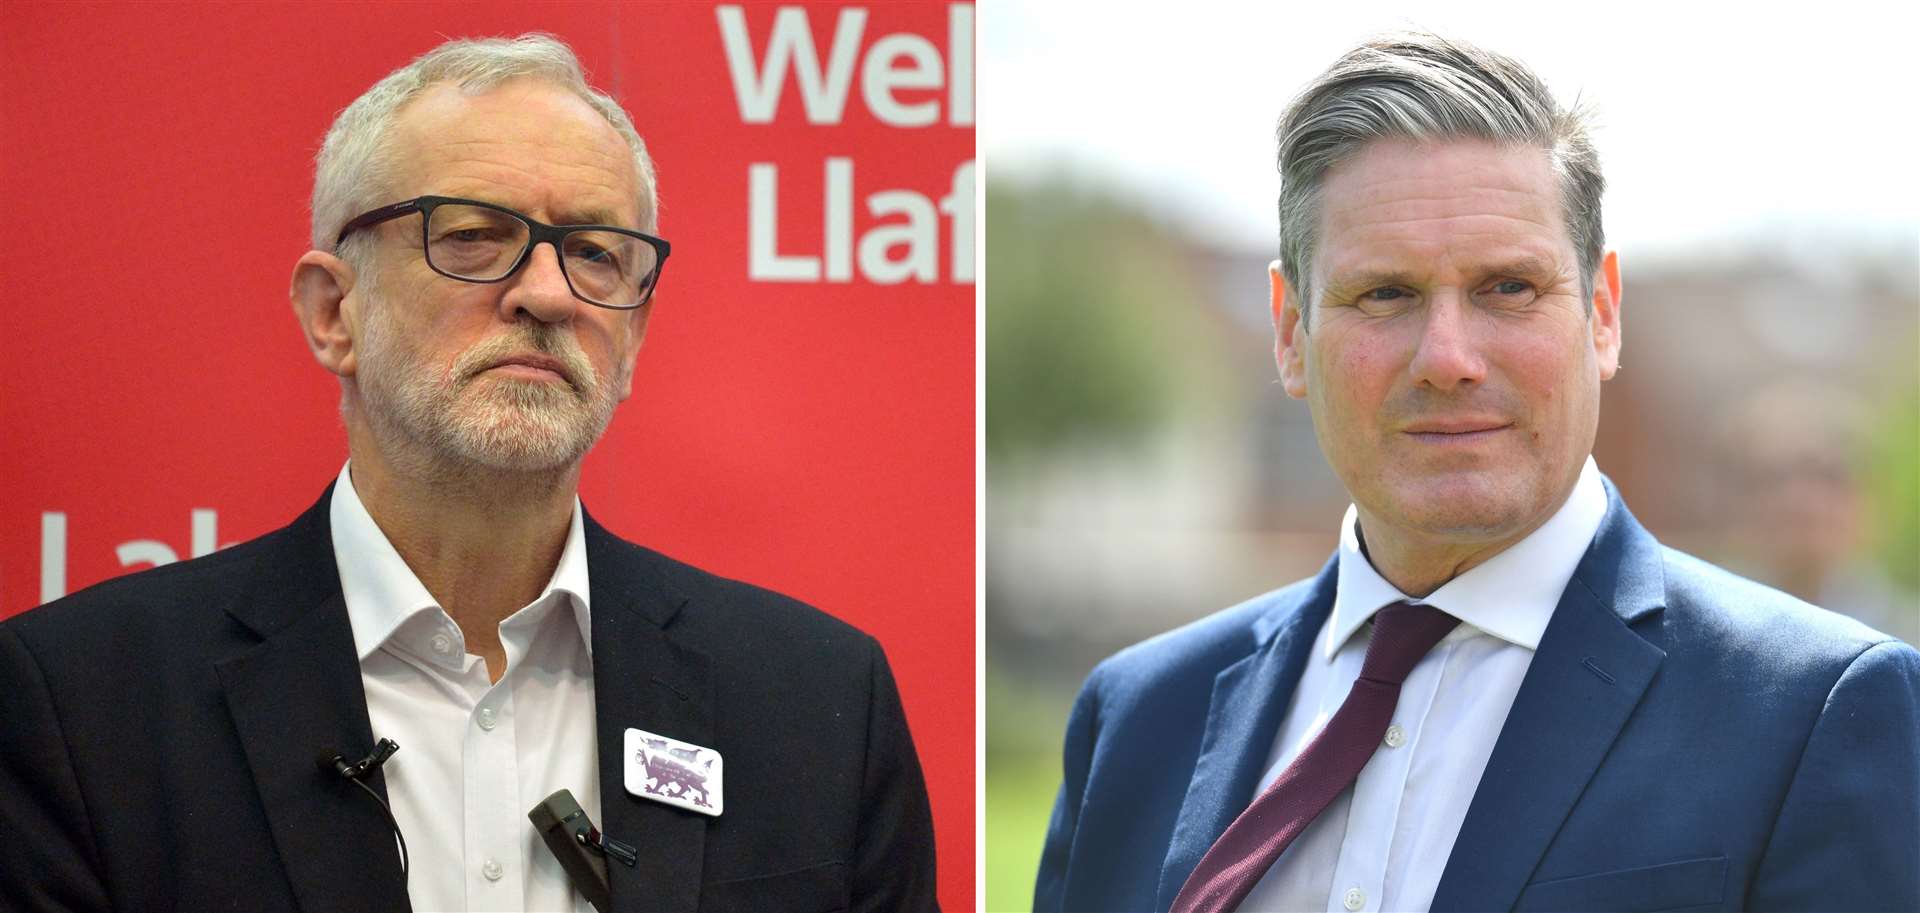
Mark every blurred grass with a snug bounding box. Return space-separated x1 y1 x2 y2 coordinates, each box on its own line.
984 658 1076 912
985 750 1061 913
1867 384 1920 592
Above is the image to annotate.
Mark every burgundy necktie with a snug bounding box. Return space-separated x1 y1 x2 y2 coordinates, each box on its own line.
1169 601 1460 913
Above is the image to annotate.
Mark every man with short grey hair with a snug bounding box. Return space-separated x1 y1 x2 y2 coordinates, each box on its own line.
0 34 936 913
1035 32 1917 912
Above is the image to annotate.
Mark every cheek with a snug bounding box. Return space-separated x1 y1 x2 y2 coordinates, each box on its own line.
1531 384 1552 444
588 316 634 362
1317 336 1395 418
1499 323 1595 437
1345 345 1393 388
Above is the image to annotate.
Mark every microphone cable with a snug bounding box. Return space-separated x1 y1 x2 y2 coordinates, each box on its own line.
320 738 408 887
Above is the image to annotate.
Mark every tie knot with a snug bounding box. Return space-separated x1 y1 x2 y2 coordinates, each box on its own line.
1358 601 1459 685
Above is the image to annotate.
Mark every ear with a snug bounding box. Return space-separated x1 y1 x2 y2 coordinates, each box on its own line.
1590 249 1623 380
1271 261 1308 399
615 301 653 401
291 250 361 378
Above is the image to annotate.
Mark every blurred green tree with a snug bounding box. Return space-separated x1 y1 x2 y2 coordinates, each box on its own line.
986 178 1188 461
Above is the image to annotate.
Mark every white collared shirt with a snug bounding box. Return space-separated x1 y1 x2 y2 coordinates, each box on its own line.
1239 457 1609 913
330 463 599 913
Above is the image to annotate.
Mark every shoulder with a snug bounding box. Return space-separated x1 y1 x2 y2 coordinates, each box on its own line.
587 527 882 667
1079 576 1321 714
0 514 331 717
1634 544 1920 735
1655 545 1909 677
1574 486 1911 699
3 523 298 657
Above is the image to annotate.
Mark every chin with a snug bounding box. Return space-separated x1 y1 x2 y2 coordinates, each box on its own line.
437 401 606 473
1378 469 1541 540
457 441 584 473
471 425 597 472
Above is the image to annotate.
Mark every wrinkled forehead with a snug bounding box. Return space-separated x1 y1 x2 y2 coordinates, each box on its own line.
1315 138 1571 282
385 77 645 228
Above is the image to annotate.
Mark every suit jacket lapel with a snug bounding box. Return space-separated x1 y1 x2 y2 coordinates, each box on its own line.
1155 557 1339 911
214 487 411 912
585 512 714 913
1431 485 1668 912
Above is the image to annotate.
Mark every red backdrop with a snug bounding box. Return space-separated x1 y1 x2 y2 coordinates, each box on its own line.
0 3 974 909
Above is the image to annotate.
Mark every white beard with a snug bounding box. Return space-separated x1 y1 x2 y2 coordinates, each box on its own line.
353 290 626 475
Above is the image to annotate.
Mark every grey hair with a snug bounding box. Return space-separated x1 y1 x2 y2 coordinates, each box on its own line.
311 33 659 272
1276 32 1604 328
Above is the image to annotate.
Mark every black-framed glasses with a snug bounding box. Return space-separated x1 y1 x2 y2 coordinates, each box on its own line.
333 195 670 310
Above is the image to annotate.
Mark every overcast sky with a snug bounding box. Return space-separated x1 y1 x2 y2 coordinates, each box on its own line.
982 1 1920 264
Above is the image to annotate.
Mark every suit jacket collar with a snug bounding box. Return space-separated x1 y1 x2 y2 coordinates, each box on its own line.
212 486 718 913
1156 553 1340 910
214 483 412 912
1430 479 1667 911
1157 479 1669 912
582 506 717 913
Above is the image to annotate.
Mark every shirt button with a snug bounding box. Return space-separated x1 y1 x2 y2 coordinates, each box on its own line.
430 632 454 656
1344 887 1366 911
477 707 497 731
1383 724 1406 748
482 857 504 881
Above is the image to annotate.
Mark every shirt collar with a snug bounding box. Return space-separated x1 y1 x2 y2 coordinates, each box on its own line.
329 461 593 663
1325 455 1608 660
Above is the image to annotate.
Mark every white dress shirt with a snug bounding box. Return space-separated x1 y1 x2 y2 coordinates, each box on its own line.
330 463 599 913
1239 457 1609 913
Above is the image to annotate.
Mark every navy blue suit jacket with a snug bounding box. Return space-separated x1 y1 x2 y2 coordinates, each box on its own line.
1035 484 1920 911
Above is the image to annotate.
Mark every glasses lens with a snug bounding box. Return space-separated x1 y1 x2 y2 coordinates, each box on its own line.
425 204 530 280
561 230 660 308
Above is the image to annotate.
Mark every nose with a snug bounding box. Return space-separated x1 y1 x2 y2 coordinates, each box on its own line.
498 241 582 324
1406 291 1487 391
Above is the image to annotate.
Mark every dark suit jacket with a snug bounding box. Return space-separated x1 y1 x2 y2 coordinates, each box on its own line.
0 486 937 913
1035 483 1920 912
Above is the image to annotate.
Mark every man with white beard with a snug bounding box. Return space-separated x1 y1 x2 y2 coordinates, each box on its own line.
0 34 936 913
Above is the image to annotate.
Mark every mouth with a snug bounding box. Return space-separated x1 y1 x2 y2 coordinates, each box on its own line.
1401 419 1513 445
481 354 573 387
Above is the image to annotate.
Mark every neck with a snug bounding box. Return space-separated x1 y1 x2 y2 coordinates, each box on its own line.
1354 506 1557 599
346 430 578 648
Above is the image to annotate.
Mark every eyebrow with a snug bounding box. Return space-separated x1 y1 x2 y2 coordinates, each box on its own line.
438 193 632 230
1323 268 1420 297
1323 255 1567 296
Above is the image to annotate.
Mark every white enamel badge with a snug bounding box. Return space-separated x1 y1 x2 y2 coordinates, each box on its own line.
624 727 724 817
